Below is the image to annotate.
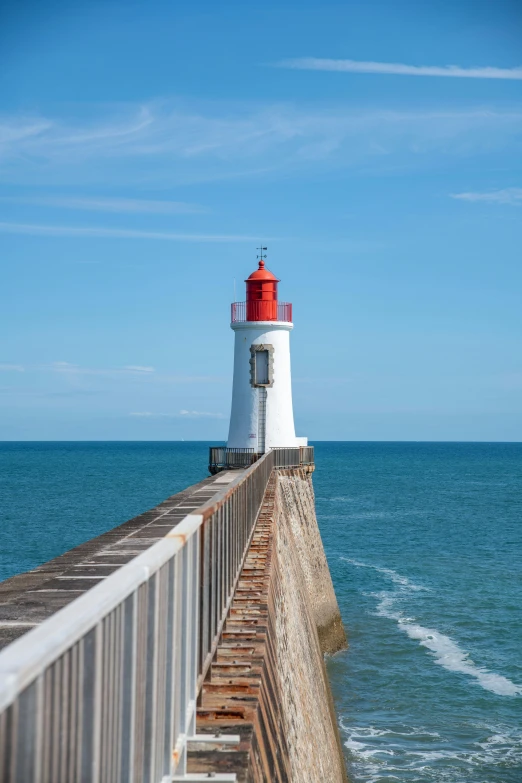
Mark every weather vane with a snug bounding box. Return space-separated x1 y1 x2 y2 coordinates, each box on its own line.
256 245 267 260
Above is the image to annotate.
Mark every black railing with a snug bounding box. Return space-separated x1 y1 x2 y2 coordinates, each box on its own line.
208 447 258 474
209 446 314 474
273 446 315 468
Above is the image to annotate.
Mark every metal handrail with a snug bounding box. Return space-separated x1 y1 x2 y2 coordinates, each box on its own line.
272 446 315 468
0 450 275 783
230 300 292 323
208 446 258 474
209 446 314 475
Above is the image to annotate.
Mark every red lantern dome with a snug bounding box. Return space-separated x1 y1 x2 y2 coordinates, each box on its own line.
245 260 279 321
230 258 292 323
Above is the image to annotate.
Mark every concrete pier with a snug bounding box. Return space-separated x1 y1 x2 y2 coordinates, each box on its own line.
0 449 348 782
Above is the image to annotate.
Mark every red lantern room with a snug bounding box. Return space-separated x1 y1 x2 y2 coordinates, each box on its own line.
245 260 280 321
230 255 293 323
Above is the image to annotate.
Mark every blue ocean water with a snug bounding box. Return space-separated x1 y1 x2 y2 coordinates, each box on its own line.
315 442 522 783
0 442 210 581
1 441 521 782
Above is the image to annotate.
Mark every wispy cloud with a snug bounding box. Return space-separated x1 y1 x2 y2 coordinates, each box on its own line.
1 100 522 185
48 362 156 376
130 410 225 419
0 118 54 145
0 195 205 215
0 107 151 150
0 222 260 242
50 361 79 371
451 187 522 205
10 361 224 384
179 409 226 419
0 363 25 372
0 387 100 398
122 365 155 373
0 109 150 168
278 58 522 80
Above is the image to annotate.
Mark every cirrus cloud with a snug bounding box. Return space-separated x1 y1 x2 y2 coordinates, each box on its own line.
1 99 522 186
0 194 205 215
130 410 225 419
278 58 522 80
0 363 25 372
0 222 261 242
451 187 522 206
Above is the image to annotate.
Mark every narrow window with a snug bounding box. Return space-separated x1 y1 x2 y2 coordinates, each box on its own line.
255 350 269 385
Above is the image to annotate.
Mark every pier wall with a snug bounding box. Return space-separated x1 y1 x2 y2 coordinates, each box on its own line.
190 468 348 782
272 468 348 780
277 468 347 655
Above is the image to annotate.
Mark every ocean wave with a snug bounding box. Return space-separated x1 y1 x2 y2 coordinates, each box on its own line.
340 719 522 782
316 495 356 502
341 557 430 591
398 621 521 697
342 558 522 698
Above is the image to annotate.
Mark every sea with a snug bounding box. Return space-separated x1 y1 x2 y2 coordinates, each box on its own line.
1 441 521 783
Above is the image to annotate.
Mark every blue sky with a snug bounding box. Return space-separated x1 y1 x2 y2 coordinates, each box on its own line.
1 0 521 441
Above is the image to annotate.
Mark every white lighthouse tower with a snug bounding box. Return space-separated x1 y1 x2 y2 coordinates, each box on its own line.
227 254 307 453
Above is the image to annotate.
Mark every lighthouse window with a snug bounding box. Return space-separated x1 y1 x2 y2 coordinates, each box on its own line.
250 343 273 387
255 350 269 385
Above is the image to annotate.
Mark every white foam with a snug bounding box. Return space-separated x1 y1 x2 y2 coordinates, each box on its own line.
401 622 522 697
341 557 430 591
316 495 356 503
342 558 522 697
340 719 522 782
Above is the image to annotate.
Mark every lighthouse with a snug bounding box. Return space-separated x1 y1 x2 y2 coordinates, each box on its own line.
227 254 307 454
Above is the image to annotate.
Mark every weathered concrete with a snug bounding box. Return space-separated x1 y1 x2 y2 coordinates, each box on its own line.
189 468 348 782
277 468 348 654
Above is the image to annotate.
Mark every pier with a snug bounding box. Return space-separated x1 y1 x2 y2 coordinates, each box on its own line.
0 446 348 782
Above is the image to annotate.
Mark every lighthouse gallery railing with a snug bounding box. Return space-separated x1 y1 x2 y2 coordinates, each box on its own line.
0 450 283 783
231 300 292 323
